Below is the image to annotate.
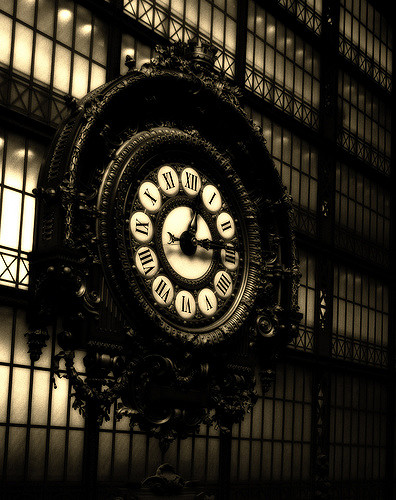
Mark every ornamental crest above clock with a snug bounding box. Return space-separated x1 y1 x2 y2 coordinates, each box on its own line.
28 40 301 440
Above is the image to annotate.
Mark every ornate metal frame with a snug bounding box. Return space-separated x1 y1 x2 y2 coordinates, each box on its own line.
27 41 301 449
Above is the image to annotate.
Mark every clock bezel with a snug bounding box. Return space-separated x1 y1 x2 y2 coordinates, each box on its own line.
98 127 263 348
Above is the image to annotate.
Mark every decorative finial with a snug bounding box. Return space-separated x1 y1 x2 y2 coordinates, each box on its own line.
125 54 136 71
188 38 218 69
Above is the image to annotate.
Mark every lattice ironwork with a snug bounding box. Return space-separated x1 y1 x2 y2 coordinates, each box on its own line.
0 249 29 289
339 37 392 92
331 336 388 367
277 0 322 35
338 129 391 176
123 0 236 78
292 206 317 237
245 67 320 129
0 69 69 126
334 228 390 269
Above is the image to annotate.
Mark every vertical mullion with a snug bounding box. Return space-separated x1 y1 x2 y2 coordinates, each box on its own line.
23 361 35 480
234 0 248 88
1 308 17 481
43 322 56 483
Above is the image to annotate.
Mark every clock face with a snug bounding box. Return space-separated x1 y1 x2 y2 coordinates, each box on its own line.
128 163 243 330
98 128 262 346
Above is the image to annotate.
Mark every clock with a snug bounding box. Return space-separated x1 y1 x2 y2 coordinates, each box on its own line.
98 127 262 347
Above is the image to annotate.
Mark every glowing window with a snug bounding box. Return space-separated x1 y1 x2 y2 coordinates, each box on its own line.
0 1 108 103
0 129 46 289
124 0 237 78
339 0 392 91
246 1 320 129
338 71 391 174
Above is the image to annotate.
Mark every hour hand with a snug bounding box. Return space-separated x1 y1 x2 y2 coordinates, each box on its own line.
193 238 232 251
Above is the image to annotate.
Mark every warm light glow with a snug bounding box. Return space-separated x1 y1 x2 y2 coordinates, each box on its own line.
80 24 92 35
16 148 26 158
0 189 22 249
267 25 275 34
0 137 4 148
58 9 72 22
124 48 135 58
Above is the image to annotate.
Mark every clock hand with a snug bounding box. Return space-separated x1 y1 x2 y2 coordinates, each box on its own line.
192 238 235 251
187 196 201 235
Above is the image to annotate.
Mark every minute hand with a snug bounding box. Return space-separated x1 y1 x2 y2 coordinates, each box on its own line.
192 238 231 251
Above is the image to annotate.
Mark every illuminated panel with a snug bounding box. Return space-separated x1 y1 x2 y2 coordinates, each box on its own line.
124 0 237 78
330 373 387 496
277 0 322 34
120 33 154 75
246 105 318 236
0 129 46 289
332 265 388 367
338 71 391 175
0 0 108 124
230 362 312 488
0 306 86 481
335 162 390 249
246 0 320 129
339 0 392 92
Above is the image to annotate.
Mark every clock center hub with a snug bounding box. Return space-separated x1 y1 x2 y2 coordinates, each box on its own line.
179 230 197 256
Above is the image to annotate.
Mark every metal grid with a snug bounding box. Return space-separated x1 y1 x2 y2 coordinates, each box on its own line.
277 0 322 35
245 105 318 236
97 408 221 487
332 264 389 367
0 0 108 124
338 71 391 175
123 0 237 78
329 372 388 498
245 0 320 129
0 128 47 289
0 306 86 482
230 362 312 485
339 0 392 92
335 162 390 249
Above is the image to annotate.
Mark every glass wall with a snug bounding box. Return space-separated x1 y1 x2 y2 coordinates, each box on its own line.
0 0 108 124
246 0 320 129
0 128 46 289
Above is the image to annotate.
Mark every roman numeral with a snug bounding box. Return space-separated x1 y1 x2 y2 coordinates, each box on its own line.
208 192 217 205
221 219 232 232
155 278 171 302
224 247 236 265
135 219 149 236
137 248 155 275
162 171 175 190
205 296 213 311
181 295 191 313
144 188 157 206
185 172 198 191
216 273 232 296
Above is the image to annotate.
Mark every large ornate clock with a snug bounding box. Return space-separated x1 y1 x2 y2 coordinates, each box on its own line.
27 41 301 446
98 128 262 348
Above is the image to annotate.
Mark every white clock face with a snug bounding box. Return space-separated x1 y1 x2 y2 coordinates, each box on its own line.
128 163 242 328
